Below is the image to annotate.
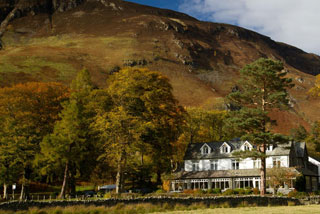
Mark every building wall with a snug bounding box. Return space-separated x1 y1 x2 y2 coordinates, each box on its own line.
308 157 320 184
184 155 289 172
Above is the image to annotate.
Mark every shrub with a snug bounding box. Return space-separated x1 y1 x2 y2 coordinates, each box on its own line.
212 188 221 194
287 190 297 198
252 188 260 195
244 188 253 195
155 189 166 194
222 189 234 195
194 189 205 195
183 189 195 194
103 192 112 199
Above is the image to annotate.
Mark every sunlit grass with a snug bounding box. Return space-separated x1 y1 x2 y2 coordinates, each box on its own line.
1 204 320 214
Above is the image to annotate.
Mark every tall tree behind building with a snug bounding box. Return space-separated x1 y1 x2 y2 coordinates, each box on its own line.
226 58 294 195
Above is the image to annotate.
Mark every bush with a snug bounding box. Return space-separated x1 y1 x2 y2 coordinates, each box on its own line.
252 188 260 195
212 188 221 194
183 189 195 194
194 189 205 195
103 192 112 199
287 190 308 199
233 188 248 195
155 189 166 194
244 188 253 195
222 189 234 195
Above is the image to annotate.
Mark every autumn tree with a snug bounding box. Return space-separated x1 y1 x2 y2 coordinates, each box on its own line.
93 68 184 193
0 82 69 199
267 167 300 195
40 69 95 198
226 58 294 195
183 107 229 143
290 125 308 142
305 121 320 158
306 75 320 158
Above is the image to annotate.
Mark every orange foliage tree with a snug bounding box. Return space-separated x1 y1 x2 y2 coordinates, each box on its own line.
0 82 69 199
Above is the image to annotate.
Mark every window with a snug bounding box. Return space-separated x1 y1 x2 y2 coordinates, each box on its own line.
221 145 229 153
273 157 281 168
232 160 239 169
192 161 200 171
267 145 273 151
243 144 250 151
253 159 261 169
202 145 209 154
210 160 218 170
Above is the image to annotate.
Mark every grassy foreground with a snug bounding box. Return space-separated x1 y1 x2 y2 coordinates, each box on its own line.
1 204 320 214
154 205 320 214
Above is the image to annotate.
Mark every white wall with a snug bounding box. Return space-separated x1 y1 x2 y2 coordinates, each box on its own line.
185 156 289 172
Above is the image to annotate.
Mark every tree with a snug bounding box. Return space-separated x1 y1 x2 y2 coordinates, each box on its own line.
93 68 184 193
40 69 95 198
305 121 320 158
0 82 68 199
226 58 294 195
290 125 308 142
184 107 229 143
267 167 300 195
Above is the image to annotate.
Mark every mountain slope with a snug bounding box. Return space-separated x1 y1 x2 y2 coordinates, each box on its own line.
0 0 319 133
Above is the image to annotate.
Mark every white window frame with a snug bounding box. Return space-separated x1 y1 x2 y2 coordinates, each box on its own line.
192 161 200 171
273 157 281 168
202 145 210 154
232 159 240 170
253 159 261 169
220 142 230 153
210 160 218 170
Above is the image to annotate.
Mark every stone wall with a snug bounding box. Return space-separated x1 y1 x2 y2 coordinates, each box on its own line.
0 196 303 211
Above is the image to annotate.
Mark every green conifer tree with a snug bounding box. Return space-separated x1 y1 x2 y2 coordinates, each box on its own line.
40 69 95 198
226 58 294 195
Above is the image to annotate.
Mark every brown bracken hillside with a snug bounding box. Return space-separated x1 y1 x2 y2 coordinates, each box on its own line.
0 0 320 133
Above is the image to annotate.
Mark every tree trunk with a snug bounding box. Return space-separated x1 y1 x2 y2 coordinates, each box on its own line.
260 145 266 195
20 183 25 200
19 169 26 200
0 6 19 38
3 183 8 200
115 151 124 194
59 161 69 199
156 168 162 185
68 163 76 196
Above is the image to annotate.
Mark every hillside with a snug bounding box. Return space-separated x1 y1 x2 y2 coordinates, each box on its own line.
0 0 320 133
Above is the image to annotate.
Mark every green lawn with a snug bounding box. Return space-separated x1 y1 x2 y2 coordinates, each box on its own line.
2 205 320 214
153 205 320 214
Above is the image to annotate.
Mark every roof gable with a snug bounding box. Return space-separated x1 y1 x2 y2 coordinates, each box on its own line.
200 143 212 154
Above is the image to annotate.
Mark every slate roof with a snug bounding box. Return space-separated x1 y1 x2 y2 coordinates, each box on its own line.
172 168 303 179
184 139 292 160
294 142 306 158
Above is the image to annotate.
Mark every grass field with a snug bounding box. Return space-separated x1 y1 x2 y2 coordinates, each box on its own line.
1 205 320 214
153 205 320 214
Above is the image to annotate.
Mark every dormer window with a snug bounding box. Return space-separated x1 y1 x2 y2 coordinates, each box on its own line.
222 145 228 153
242 141 252 151
267 145 273 151
220 142 230 153
204 146 208 154
201 144 211 155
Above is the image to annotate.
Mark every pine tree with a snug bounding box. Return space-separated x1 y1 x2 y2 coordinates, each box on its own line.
226 58 294 195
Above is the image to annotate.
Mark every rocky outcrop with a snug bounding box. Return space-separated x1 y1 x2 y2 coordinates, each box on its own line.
0 0 85 49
